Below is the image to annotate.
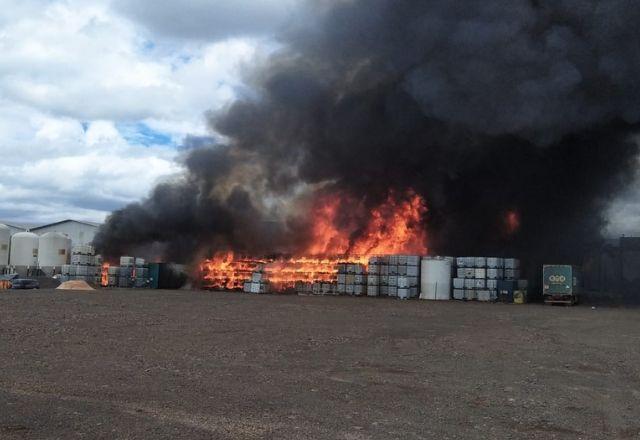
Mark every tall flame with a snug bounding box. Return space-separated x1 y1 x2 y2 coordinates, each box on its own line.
101 263 109 287
307 189 428 256
201 189 428 291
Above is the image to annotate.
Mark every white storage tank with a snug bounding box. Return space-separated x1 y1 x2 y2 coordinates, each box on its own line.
38 232 71 268
0 223 10 266
420 257 452 300
10 232 39 267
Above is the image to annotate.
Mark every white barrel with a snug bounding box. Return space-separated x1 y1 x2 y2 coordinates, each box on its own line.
38 232 71 267
0 224 10 266
9 232 39 266
420 257 452 300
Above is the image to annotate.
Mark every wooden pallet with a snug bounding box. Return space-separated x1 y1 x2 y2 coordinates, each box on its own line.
544 294 578 306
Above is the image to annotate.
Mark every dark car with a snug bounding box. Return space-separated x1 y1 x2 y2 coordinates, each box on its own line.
11 279 40 290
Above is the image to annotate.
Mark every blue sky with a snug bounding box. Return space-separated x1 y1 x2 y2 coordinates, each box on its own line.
0 0 296 225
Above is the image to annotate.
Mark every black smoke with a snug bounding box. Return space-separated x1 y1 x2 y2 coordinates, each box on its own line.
94 0 640 264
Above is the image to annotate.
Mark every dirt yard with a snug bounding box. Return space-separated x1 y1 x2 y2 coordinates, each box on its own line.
1 289 639 439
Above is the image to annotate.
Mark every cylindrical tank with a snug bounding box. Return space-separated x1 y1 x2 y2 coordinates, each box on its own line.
38 232 71 267
0 223 10 266
420 257 452 300
10 232 39 267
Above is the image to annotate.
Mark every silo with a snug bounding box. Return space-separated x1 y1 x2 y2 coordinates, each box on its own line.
0 224 10 267
420 257 452 300
38 232 71 270
10 232 39 267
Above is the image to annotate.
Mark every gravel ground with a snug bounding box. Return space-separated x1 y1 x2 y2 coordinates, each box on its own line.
1 289 639 439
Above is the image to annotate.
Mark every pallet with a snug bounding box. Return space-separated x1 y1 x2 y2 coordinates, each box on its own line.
544 294 578 306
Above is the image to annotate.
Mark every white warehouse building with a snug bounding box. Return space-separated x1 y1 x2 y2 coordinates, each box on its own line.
29 220 100 246
0 219 101 268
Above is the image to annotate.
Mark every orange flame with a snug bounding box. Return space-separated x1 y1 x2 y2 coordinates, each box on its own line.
201 189 428 292
308 189 428 256
101 263 109 287
505 210 520 235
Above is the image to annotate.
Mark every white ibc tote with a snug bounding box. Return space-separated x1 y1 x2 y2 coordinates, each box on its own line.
420 257 452 300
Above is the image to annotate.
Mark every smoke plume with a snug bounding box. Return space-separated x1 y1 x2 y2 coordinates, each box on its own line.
94 0 640 264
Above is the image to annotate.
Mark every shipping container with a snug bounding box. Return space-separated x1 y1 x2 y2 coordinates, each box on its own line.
149 263 188 289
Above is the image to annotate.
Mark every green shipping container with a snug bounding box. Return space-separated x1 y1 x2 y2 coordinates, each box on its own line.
148 263 188 290
542 265 581 296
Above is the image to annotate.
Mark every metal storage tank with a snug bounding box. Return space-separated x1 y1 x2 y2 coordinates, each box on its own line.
420 257 452 300
0 223 10 266
9 232 39 267
38 232 71 268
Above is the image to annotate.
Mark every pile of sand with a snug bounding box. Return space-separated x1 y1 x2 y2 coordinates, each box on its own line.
56 280 95 291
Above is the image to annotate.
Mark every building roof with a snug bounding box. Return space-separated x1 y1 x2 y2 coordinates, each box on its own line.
0 222 28 231
29 219 101 231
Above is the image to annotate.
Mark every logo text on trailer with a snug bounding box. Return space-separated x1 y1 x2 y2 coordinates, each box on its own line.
549 275 566 283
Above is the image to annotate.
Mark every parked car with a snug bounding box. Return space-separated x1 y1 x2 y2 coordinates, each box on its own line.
10 279 40 290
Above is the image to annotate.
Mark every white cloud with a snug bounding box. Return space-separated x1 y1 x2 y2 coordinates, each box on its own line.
113 0 300 41
0 117 180 223
0 0 277 225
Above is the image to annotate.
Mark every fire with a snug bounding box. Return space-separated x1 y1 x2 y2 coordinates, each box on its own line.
505 210 520 235
200 189 428 292
201 252 266 290
101 263 109 287
307 189 428 256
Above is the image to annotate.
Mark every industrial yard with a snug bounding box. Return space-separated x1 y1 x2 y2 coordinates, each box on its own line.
1 289 639 439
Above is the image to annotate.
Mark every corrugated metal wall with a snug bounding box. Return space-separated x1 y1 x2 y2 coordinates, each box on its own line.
582 237 640 304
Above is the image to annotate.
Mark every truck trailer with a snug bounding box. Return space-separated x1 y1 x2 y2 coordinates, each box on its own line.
543 264 581 305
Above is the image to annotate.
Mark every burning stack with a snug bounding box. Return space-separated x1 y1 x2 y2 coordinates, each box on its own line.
202 253 266 291
61 245 102 285
452 257 526 302
203 252 348 294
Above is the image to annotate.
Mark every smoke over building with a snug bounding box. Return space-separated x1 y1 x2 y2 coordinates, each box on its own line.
94 0 640 264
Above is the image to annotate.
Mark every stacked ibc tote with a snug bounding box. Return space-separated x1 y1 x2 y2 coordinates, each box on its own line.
452 257 528 302
368 255 421 299
337 262 368 296
60 245 102 284
108 256 150 288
